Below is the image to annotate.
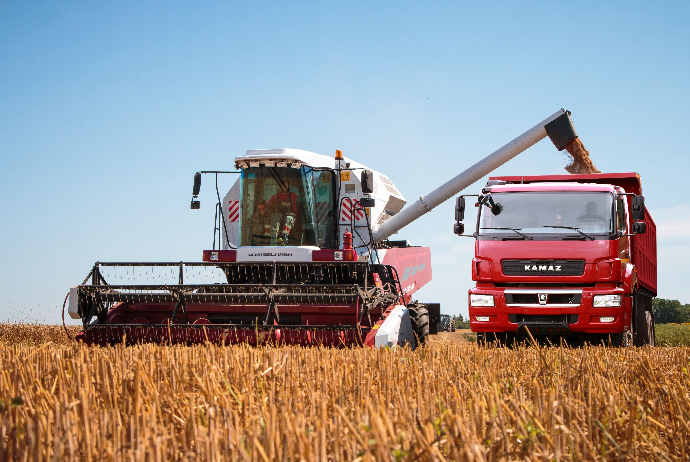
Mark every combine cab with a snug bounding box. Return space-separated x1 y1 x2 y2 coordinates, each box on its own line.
68 109 583 348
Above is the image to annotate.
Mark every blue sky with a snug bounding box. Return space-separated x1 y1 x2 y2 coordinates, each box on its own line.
1 1 689 323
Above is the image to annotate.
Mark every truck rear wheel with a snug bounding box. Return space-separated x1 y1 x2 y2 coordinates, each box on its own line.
408 303 429 346
633 291 654 346
646 311 655 346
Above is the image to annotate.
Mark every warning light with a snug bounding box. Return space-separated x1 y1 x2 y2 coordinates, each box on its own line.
335 150 343 160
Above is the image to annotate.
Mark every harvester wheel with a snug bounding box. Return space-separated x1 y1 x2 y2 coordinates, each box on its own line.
408 303 429 347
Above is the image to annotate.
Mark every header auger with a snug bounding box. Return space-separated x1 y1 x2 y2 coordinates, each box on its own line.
68 109 584 347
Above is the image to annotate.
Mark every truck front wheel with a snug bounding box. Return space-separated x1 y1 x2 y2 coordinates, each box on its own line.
607 316 633 347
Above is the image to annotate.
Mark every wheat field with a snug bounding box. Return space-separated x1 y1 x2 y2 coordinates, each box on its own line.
0 324 688 461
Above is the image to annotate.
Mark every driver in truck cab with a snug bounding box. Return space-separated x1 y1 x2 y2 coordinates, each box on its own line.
577 201 606 222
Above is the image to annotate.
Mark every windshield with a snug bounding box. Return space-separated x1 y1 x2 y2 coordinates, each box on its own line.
478 192 614 238
240 167 336 247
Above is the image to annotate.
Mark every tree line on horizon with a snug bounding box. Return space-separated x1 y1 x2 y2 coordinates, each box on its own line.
653 298 690 324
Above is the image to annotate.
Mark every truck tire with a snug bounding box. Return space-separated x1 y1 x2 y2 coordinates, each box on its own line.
608 316 633 347
408 303 429 346
633 292 654 346
646 311 655 347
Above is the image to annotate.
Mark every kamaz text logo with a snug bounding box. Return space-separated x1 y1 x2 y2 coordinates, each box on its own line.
525 265 562 272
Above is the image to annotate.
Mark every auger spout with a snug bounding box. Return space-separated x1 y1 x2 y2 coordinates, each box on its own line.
372 108 579 242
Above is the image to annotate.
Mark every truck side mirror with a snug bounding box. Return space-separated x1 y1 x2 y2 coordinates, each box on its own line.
454 222 464 235
632 221 646 234
455 196 465 221
193 172 202 196
631 195 645 221
360 170 374 194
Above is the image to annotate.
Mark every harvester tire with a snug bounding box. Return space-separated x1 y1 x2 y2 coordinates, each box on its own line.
408 303 429 347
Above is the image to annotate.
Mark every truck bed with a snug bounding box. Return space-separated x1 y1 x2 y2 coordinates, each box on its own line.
632 207 657 296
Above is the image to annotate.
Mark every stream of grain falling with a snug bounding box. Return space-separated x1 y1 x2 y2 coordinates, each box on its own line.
564 137 600 174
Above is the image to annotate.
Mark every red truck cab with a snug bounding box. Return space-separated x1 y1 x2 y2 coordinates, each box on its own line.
455 173 656 346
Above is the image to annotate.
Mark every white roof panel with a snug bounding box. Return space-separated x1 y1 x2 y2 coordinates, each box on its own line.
236 149 335 169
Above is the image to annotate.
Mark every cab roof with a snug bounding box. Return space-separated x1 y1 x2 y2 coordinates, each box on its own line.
236 149 335 169
235 148 369 171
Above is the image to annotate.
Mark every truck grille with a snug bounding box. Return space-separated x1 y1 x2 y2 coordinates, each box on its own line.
505 292 582 305
502 260 585 276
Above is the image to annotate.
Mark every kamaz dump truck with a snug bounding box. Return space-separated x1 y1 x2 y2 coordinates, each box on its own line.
454 173 657 346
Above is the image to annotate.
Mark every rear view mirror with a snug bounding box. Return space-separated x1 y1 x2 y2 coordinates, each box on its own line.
191 172 202 209
632 221 646 234
193 172 202 196
454 222 465 235
360 170 374 194
631 195 645 221
455 196 465 221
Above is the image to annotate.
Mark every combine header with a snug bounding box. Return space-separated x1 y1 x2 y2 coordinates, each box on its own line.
68 109 583 347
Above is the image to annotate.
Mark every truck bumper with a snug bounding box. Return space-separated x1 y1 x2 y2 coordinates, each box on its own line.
468 287 632 335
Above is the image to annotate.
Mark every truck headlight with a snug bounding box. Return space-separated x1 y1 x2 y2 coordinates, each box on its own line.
470 294 494 307
593 294 622 307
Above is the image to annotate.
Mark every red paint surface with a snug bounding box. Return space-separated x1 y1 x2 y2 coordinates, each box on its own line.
381 247 432 304
202 250 237 262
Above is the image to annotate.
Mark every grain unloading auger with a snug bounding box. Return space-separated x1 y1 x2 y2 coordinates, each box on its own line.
68 109 583 347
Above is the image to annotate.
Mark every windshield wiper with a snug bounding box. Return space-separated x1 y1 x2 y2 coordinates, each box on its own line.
541 226 595 240
480 227 533 240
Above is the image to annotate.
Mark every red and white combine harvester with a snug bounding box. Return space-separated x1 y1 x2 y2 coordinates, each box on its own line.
68 109 583 347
